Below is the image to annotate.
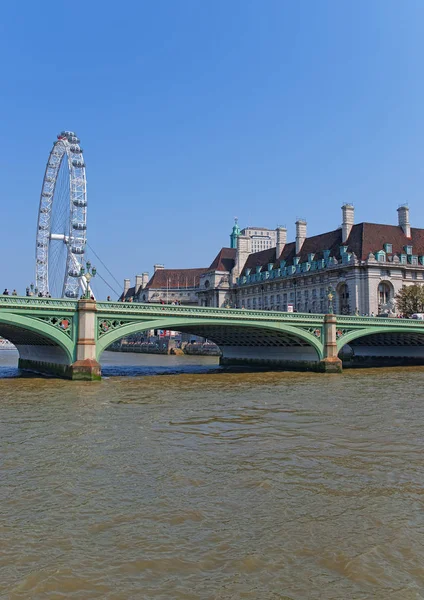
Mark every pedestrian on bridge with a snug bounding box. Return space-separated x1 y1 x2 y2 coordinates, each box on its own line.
3 289 9 295
12 290 17 296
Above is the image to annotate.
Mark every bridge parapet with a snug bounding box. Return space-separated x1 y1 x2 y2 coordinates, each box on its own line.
96 302 325 323
0 296 78 311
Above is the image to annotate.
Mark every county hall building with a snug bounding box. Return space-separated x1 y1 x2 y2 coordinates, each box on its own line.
122 204 424 317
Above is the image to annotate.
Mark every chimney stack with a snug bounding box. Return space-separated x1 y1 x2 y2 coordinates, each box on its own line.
141 272 149 288
341 204 354 243
295 219 307 254
276 226 287 259
154 264 165 272
135 274 143 294
232 234 251 283
123 278 130 295
397 205 411 238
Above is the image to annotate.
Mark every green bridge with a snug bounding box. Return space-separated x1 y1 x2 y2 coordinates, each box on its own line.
1 296 424 379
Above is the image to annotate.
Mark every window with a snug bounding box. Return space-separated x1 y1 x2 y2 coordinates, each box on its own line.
405 246 413 255
384 243 393 254
413 271 418 280
378 282 391 305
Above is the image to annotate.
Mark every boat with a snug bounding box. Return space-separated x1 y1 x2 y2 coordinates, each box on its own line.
0 337 15 350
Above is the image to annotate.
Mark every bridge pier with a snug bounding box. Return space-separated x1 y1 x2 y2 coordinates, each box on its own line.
70 299 101 380
319 313 343 373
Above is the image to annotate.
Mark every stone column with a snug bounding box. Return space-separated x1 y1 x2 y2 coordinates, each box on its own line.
320 313 342 373
71 299 101 380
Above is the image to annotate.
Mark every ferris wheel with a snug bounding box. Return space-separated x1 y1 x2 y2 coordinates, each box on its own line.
35 131 88 298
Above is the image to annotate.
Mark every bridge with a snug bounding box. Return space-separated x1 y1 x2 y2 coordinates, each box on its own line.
2 296 424 379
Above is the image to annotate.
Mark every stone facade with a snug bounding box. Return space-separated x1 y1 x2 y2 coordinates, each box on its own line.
231 205 424 316
123 205 424 316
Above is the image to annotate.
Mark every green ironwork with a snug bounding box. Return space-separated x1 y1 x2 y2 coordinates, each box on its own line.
2 297 424 377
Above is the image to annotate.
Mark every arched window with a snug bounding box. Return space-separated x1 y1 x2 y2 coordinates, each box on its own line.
378 282 391 305
338 283 350 314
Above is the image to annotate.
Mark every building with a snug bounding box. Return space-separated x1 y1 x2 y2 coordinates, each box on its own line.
229 218 276 253
120 264 206 305
231 204 424 316
122 205 424 316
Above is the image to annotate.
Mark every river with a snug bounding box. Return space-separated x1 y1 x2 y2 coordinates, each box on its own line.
1 349 424 599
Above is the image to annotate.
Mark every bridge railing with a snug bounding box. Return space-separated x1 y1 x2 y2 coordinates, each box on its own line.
96 301 323 322
0 296 78 310
337 315 424 327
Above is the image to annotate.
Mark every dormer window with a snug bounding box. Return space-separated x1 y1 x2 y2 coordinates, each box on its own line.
323 250 331 260
384 243 392 254
400 254 407 264
405 245 413 255
339 246 348 255
308 253 315 262
255 266 261 274
267 263 273 271
279 260 286 269
293 257 300 265
245 268 251 276
375 250 386 263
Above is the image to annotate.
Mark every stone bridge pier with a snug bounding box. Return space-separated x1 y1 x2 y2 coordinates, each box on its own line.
70 299 101 380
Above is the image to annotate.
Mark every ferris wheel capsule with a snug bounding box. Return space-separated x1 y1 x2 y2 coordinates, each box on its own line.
35 130 88 298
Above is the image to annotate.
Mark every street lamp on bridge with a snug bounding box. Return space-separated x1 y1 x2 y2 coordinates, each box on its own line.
80 260 97 299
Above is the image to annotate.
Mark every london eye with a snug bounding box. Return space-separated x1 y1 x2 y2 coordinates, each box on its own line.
35 131 87 298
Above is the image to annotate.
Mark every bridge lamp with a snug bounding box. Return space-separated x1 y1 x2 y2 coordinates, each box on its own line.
79 263 96 299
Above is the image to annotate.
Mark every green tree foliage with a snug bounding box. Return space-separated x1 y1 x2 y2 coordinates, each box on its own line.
395 284 424 317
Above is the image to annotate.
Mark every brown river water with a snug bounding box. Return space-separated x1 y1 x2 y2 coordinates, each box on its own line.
1 350 424 599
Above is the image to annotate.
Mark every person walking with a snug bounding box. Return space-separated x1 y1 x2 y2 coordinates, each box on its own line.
3 289 9 295
12 289 17 296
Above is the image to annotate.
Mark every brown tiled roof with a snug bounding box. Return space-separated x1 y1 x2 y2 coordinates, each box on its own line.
241 222 424 274
208 247 236 272
146 268 207 289
243 247 277 272
357 223 424 260
119 286 135 301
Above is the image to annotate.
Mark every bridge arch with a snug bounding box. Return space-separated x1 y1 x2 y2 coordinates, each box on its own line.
96 317 324 361
0 312 75 365
337 326 424 363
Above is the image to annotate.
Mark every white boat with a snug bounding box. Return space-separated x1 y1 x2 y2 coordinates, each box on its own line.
0 337 15 350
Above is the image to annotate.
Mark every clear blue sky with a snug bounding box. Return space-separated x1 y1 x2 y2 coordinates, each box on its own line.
2 0 424 298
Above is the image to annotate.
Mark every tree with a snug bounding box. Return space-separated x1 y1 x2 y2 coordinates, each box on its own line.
395 284 424 317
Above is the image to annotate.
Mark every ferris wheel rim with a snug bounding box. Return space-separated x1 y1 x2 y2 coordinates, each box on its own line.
35 131 87 298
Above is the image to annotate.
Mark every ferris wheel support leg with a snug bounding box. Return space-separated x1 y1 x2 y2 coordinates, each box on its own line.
70 298 101 381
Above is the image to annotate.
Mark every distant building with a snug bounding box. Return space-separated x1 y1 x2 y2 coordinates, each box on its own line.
120 264 206 306
229 218 276 253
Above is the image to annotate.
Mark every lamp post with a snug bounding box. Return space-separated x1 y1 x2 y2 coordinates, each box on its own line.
80 260 96 299
326 285 335 314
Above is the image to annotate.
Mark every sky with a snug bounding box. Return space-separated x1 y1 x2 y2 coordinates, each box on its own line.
1 0 424 299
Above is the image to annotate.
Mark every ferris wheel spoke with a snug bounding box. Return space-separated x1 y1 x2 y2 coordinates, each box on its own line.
35 131 87 298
